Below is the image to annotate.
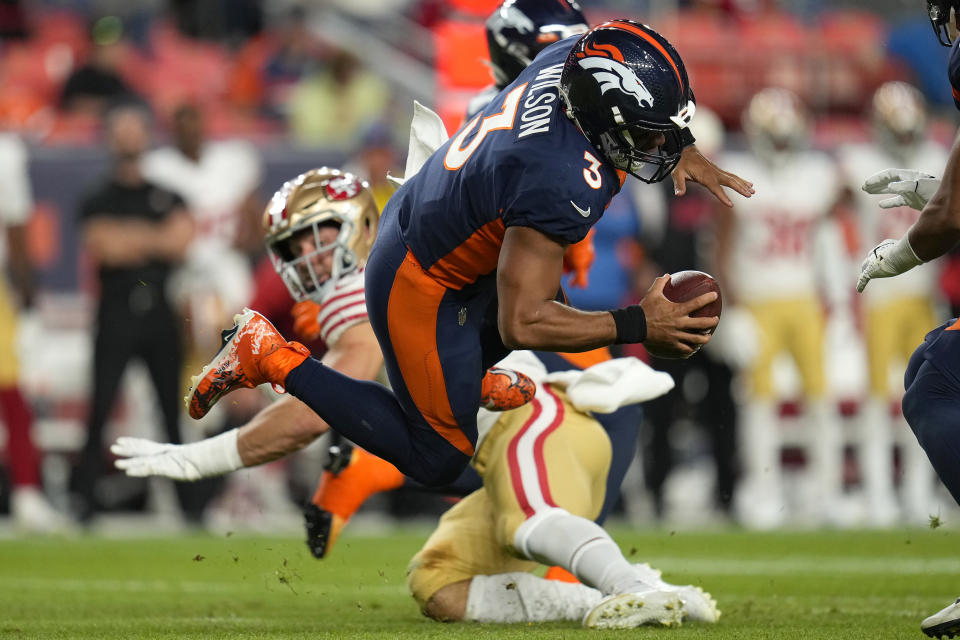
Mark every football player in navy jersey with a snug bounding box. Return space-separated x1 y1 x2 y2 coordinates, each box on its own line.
184 21 752 494
857 2 960 637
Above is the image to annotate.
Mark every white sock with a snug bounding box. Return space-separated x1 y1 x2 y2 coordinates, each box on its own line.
513 508 650 595
807 399 843 504
859 399 896 510
464 572 602 623
740 400 781 492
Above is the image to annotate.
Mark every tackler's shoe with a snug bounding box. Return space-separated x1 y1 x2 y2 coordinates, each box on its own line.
582 588 684 629
480 367 536 411
923 598 960 638
631 562 720 624
186 308 310 419
306 447 405 559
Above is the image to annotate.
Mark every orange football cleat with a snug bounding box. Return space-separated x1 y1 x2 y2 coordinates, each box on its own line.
306 447 405 558
186 308 311 419
480 367 536 411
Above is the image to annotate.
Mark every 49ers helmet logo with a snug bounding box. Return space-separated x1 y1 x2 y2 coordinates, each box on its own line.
578 57 654 108
324 175 362 201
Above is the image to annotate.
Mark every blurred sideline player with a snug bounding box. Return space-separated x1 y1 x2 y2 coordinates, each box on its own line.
111 168 720 628
0 130 64 532
857 2 960 635
715 88 846 528
142 101 262 360
837 81 948 526
141 101 270 523
182 19 749 498
637 105 739 520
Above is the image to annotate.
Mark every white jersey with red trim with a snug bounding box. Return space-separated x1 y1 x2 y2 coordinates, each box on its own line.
317 267 368 347
719 150 841 303
143 140 262 248
837 140 948 305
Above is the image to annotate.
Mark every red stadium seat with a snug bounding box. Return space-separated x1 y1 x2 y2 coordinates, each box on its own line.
433 19 490 90
446 0 500 18
817 9 886 58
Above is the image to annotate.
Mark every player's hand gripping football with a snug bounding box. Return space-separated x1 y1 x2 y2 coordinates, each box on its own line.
639 274 719 359
861 168 940 211
672 145 755 208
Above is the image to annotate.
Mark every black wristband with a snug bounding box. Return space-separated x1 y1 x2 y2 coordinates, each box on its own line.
609 305 646 344
680 127 696 149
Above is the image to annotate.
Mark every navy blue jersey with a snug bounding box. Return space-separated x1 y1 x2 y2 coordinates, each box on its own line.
921 317 960 386
950 38 960 110
382 36 623 291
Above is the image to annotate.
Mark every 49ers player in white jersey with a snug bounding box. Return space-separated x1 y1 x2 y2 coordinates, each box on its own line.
715 88 847 529
837 81 949 526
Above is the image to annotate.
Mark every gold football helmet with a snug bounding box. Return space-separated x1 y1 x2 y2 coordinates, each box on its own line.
742 87 810 163
871 81 926 158
263 167 380 302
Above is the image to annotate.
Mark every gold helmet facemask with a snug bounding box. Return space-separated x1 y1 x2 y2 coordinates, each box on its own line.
263 167 380 302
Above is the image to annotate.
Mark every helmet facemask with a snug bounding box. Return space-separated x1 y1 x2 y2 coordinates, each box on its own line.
598 123 683 183
929 0 960 46
268 219 359 303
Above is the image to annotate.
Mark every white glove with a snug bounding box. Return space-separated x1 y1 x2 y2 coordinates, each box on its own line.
861 168 940 211
543 357 675 413
856 235 924 292
112 428 244 481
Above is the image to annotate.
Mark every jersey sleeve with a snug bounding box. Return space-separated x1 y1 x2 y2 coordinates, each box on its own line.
317 269 368 347
499 150 617 245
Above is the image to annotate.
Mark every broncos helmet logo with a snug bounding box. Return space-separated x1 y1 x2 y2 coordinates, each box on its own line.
578 57 655 108
492 5 536 35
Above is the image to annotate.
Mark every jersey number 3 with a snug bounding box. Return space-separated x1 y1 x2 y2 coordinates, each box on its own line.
444 84 527 170
443 84 603 190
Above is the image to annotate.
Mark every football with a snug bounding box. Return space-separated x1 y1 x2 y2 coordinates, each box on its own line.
663 270 723 331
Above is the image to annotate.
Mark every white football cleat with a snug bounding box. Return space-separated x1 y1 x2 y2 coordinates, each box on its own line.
582 588 683 629
923 598 960 638
632 562 721 623
11 487 73 534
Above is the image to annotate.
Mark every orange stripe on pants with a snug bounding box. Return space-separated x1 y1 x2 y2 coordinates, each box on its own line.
386 250 475 456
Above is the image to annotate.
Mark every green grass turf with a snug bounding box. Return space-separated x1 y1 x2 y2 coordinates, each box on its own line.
0 526 957 639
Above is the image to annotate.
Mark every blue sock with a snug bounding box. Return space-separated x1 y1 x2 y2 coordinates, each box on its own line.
284 357 468 485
